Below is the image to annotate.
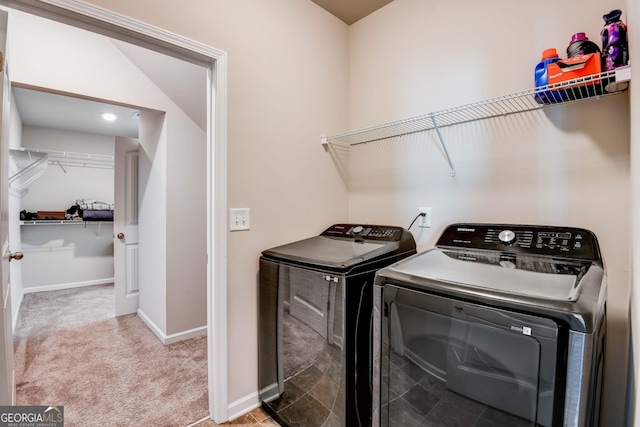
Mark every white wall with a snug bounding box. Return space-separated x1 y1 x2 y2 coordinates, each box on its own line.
137 110 167 334
6 10 209 338
166 109 206 335
349 0 630 425
18 126 114 289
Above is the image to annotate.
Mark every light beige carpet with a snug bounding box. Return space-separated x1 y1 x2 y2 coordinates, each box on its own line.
14 284 209 427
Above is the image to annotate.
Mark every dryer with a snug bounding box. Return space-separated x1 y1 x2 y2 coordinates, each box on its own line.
372 223 607 427
259 223 416 427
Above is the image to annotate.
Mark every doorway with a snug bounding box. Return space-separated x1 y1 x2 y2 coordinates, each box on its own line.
0 0 228 422
10 86 139 314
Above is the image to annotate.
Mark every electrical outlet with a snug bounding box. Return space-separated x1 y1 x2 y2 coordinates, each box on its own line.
230 208 250 231
419 207 431 228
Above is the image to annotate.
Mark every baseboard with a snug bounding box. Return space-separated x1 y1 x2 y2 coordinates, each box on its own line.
164 325 207 345
22 278 114 294
227 391 261 422
137 308 206 345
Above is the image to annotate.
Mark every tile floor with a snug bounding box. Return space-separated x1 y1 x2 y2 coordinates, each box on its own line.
189 407 280 427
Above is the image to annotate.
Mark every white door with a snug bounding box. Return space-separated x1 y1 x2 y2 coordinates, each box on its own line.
114 136 139 316
0 9 15 404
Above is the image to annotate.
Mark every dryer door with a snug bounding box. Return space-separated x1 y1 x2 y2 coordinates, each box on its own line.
378 285 559 427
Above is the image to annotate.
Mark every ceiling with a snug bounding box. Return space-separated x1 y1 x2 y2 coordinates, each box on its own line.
11 36 206 140
311 0 394 25
13 86 141 138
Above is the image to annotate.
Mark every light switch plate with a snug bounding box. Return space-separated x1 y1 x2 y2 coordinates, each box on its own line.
230 208 250 231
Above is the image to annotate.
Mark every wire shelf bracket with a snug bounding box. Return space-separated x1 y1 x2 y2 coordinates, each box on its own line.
431 115 455 177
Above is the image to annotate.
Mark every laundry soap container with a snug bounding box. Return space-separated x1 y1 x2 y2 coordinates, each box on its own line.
534 48 566 104
567 32 601 58
601 9 629 70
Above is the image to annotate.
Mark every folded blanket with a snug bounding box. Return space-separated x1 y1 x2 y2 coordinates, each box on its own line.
83 209 113 221
77 199 114 211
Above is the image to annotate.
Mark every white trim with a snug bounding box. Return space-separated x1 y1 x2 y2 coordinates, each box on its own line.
11 290 22 333
185 416 210 427
137 309 206 345
164 325 207 344
227 391 261 422
208 45 229 425
0 0 229 422
21 278 113 294
137 308 164 342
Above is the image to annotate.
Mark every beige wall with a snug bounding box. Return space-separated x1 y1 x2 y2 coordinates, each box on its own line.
76 0 634 423
627 0 638 424
83 0 351 407
349 0 630 425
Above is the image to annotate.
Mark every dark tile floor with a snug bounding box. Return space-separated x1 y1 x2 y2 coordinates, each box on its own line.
263 343 343 427
381 348 536 427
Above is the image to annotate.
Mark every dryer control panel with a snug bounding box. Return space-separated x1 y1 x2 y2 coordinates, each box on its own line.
436 223 601 261
321 223 405 242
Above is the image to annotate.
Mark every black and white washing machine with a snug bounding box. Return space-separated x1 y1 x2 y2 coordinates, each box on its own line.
373 223 607 427
259 223 416 427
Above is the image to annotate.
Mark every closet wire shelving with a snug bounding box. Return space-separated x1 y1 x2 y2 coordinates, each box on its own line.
19 219 111 237
321 66 631 177
9 147 114 190
11 148 115 235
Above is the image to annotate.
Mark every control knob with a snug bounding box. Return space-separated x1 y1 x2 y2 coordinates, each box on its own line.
352 225 364 235
498 229 516 245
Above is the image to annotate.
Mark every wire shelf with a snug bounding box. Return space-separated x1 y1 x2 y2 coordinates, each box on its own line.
8 149 48 190
23 148 114 169
323 67 631 147
9 147 115 190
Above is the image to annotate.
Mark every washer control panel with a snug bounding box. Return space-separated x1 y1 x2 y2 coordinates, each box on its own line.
436 223 600 261
321 223 404 242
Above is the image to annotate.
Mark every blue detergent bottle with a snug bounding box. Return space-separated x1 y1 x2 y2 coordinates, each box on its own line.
534 48 565 104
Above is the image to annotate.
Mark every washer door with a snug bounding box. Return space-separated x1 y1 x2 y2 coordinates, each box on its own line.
378 285 558 427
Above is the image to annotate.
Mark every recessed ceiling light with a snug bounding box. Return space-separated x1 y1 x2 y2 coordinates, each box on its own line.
100 112 117 122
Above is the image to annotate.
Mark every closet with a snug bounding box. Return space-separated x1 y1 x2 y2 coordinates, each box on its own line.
9 87 139 300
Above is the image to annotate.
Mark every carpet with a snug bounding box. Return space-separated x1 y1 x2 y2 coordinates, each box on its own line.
13 284 209 427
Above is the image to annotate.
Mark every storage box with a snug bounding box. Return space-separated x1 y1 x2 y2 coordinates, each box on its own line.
547 53 602 85
36 211 66 220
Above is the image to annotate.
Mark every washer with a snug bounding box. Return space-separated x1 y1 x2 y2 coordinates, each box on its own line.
259 223 416 427
372 223 607 427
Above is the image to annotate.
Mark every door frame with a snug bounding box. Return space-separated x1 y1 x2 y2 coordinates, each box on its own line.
0 0 228 422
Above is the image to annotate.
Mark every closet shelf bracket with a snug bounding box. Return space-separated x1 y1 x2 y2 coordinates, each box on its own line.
431 115 456 177
54 160 68 175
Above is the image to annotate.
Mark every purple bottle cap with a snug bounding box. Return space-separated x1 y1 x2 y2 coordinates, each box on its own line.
570 32 588 43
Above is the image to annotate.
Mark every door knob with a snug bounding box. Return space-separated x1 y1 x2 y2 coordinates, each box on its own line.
117 233 125 240
9 252 23 261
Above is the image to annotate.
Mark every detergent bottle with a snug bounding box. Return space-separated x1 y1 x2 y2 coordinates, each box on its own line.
567 32 601 58
601 9 629 70
534 48 564 104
